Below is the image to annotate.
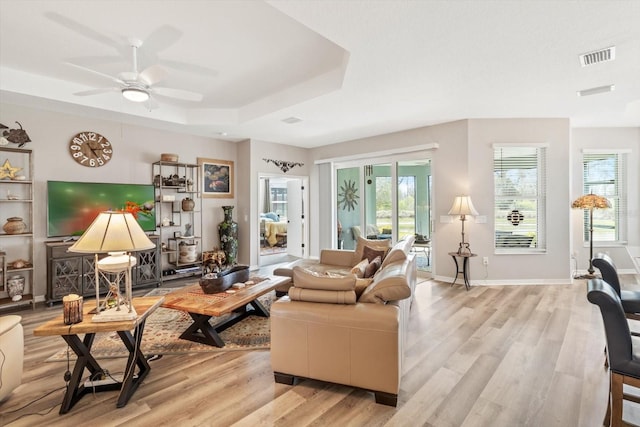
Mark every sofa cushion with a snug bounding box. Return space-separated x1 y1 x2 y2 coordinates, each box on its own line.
359 260 412 304
288 287 356 304
350 258 369 278
364 255 382 278
292 266 356 291
352 236 391 266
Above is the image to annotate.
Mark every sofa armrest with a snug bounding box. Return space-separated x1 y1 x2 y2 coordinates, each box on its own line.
320 249 356 267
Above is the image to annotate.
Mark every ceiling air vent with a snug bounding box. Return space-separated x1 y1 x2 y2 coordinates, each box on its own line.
579 46 616 67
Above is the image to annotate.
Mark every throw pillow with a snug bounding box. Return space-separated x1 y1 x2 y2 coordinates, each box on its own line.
292 266 356 291
362 245 387 263
364 256 382 278
351 236 391 266
359 274 411 304
350 258 369 278
355 278 374 298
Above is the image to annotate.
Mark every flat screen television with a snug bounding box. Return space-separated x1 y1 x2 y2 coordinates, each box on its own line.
47 181 156 237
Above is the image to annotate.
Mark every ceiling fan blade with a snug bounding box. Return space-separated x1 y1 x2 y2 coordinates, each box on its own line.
153 87 203 102
143 25 183 54
73 87 119 96
65 62 125 86
159 59 219 77
45 12 125 55
67 55 124 68
139 64 169 86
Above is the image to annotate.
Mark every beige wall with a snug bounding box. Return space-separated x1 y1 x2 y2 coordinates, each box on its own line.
1 103 235 300
243 139 311 268
467 118 571 282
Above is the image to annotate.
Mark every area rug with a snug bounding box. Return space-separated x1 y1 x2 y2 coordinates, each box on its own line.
46 288 274 362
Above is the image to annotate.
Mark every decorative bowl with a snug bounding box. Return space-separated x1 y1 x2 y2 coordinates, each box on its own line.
199 265 249 294
161 153 179 162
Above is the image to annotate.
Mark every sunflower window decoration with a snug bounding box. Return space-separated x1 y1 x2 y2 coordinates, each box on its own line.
338 179 359 211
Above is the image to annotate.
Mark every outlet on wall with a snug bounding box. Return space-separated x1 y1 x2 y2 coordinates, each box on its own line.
483 256 489 266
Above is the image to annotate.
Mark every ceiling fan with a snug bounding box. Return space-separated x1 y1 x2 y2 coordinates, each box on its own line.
68 39 204 108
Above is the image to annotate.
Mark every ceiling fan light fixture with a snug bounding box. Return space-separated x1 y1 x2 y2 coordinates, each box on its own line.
122 88 149 103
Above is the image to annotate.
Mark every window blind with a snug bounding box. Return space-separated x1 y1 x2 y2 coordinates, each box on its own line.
493 146 547 251
582 152 627 243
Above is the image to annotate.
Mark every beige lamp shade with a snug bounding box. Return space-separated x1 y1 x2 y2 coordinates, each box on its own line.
68 211 155 254
448 195 479 217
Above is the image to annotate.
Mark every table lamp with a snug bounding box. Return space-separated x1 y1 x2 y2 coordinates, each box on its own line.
571 193 611 278
68 211 155 322
449 195 479 255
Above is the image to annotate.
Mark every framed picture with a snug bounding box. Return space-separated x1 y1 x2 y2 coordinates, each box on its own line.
174 231 182 238
198 158 234 198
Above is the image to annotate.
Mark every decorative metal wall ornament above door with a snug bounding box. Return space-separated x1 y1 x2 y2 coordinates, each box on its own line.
263 158 304 173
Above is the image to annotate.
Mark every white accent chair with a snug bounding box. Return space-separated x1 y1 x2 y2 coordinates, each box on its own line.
0 315 24 402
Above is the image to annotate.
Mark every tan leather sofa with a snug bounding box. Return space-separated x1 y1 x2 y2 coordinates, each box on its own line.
270 236 417 406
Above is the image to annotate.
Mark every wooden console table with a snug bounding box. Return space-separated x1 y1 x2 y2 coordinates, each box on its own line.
448 252 477 291
33 296 164 414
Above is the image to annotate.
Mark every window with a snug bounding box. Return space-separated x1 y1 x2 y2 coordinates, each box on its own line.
581 151 628 243
493 145 547 251
270 187 287 219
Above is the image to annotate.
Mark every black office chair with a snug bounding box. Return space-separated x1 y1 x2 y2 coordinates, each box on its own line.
592 253 640 320
587 278 640 427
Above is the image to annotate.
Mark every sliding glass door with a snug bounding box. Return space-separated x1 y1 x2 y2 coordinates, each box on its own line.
335 156 432 270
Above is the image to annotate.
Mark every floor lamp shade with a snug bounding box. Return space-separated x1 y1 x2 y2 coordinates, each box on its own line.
571 194 611 277
449 195 479 255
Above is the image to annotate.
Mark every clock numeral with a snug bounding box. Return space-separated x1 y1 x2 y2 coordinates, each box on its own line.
96 157 104 166
100 141 111 148
102 154 111 160
102 149 113 154
89 158 96 167
79 155 89 164
72 137 85 146
70 144 81 151
72 152 83 158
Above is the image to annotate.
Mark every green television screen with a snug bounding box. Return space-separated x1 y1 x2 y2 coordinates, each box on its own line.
47 181 156 237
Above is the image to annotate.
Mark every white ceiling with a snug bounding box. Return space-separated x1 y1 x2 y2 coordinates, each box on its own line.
1 0 639 148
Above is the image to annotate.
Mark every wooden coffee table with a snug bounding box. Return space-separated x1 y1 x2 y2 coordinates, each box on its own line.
161 275 290 347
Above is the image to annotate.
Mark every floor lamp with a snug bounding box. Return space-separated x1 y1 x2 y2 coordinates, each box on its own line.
571 194 611 278
68 211 156 322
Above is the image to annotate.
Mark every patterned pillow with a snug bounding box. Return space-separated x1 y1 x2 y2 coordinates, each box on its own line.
364 256 382 278
351 236 391 266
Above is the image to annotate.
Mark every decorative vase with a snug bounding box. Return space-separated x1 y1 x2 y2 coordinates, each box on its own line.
218 206 238 266
181 197 195 211
3 217 27 235
178 241 198 264
7 275 25 301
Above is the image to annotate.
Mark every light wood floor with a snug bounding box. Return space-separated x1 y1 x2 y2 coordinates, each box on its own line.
2 272 640 427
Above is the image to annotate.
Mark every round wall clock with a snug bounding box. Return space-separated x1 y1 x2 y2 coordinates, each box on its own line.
68 131 113 167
